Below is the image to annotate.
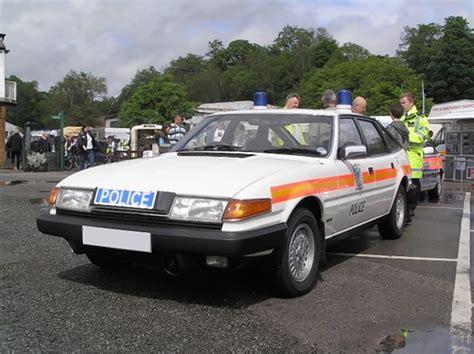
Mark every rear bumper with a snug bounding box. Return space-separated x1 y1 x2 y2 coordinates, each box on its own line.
37 209 286 256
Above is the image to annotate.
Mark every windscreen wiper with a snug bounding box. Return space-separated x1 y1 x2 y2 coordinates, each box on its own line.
179 144 242 152
261 148 322 156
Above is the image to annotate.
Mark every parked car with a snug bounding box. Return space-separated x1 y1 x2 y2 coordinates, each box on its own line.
420 146 443 200
37 109 411 297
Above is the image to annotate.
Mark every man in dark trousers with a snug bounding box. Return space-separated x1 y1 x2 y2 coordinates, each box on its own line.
76 125 97 170
7 129 23 170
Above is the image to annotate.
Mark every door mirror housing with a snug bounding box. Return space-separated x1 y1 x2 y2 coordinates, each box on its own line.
339 145 367 160
423 146 435 155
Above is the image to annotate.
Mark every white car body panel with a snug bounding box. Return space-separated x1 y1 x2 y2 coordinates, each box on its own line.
47 109 411 251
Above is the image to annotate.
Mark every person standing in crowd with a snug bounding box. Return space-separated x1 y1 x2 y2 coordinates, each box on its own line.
106 136 116 154
6 129 23 170
321 90 337 109
76 125 97 170
167 113 187 145
399 92 430 217
283 92 305 144
387 102 409 149
352 96 367 114
37 132 51 154
284 93 300 109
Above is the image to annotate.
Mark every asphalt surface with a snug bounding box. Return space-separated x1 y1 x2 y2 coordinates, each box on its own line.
0 169 472 352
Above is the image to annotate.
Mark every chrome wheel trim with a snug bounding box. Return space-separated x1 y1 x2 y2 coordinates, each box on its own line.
395 193 405 229
288 223 315 282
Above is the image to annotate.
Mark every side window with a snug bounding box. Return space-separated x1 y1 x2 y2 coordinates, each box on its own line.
338 118 363 148
358 120 387 155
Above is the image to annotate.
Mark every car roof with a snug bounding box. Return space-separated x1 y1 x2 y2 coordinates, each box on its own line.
209 108 347 117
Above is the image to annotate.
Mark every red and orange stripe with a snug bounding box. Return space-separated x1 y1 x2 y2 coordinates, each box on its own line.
271 166 409 204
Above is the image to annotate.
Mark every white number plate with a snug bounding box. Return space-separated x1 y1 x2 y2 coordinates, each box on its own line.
83 226 151 253
94 188 157 209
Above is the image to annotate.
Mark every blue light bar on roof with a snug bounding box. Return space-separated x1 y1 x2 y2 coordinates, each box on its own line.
336 89 352 109
253 92 268 109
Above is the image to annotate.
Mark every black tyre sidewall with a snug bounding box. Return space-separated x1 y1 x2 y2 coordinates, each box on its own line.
379 186 406 239
274 208 321 297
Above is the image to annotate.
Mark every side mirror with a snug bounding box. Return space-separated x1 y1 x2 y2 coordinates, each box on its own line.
339 145 367 160
423 146 435 155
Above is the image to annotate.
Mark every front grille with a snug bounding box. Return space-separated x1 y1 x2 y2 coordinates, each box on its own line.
57 208 222 229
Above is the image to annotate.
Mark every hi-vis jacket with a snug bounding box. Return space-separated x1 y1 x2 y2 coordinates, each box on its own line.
402 105 430 179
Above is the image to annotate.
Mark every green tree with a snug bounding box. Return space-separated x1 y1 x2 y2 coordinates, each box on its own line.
96 96 120 116
165 54 206 85
429 17 474 102
117 66 161 104
49 71 107 126
299 57 427 115
397 22 442 77
271 26 338 92
6 75 51 129
206 39 227 71
340 42 371 61
118 75 193 127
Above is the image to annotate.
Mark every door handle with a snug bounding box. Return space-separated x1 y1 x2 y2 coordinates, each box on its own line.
368 167 374 175
391 162 395 169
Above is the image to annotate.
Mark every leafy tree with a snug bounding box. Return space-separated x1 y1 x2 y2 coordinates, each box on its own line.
397 22 442 77
340 42 371 61
397 16 473 102
49 71 107 126
312 31 339 68
206 39 227 71
118 75 193 127
224 40 261 66
96 96 120 116
6 75 51 129
273 25 315 52
299 57 428 115
165 54 206 85
117 66 161 104
272 26 338 92
429 17 474 102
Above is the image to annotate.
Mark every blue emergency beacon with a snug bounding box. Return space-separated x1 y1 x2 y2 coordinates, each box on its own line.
336 89 352 110
253 91 268 109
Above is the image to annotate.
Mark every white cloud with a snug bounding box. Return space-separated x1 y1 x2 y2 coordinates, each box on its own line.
0 0 472 96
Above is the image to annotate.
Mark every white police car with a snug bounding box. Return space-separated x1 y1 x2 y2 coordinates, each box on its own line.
38 108 411 297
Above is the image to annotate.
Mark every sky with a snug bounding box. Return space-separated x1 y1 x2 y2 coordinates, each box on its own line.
0 0 473 97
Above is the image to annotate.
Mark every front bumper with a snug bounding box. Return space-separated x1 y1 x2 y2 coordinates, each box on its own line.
37 208 286 256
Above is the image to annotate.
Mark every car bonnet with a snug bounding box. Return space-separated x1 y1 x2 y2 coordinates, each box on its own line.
57 152 312 199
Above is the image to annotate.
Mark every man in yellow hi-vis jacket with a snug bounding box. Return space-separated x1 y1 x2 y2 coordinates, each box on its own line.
400 92 430 218
278 93 306 144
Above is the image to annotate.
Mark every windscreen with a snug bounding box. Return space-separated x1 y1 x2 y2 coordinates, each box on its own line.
175 113 334 157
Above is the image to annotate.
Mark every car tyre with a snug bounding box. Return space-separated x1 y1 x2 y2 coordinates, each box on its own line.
86 250 127 269
272 208 321 298
378 186 406 239
428 173 442 200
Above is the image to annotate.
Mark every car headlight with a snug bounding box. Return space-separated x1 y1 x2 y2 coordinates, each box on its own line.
55 188 94 212
170 197 227 223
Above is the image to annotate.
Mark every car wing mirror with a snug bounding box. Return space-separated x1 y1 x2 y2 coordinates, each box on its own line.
338 145 367 160
423 146 435 155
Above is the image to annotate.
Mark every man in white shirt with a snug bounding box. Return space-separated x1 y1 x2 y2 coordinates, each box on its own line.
77 125 97 170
